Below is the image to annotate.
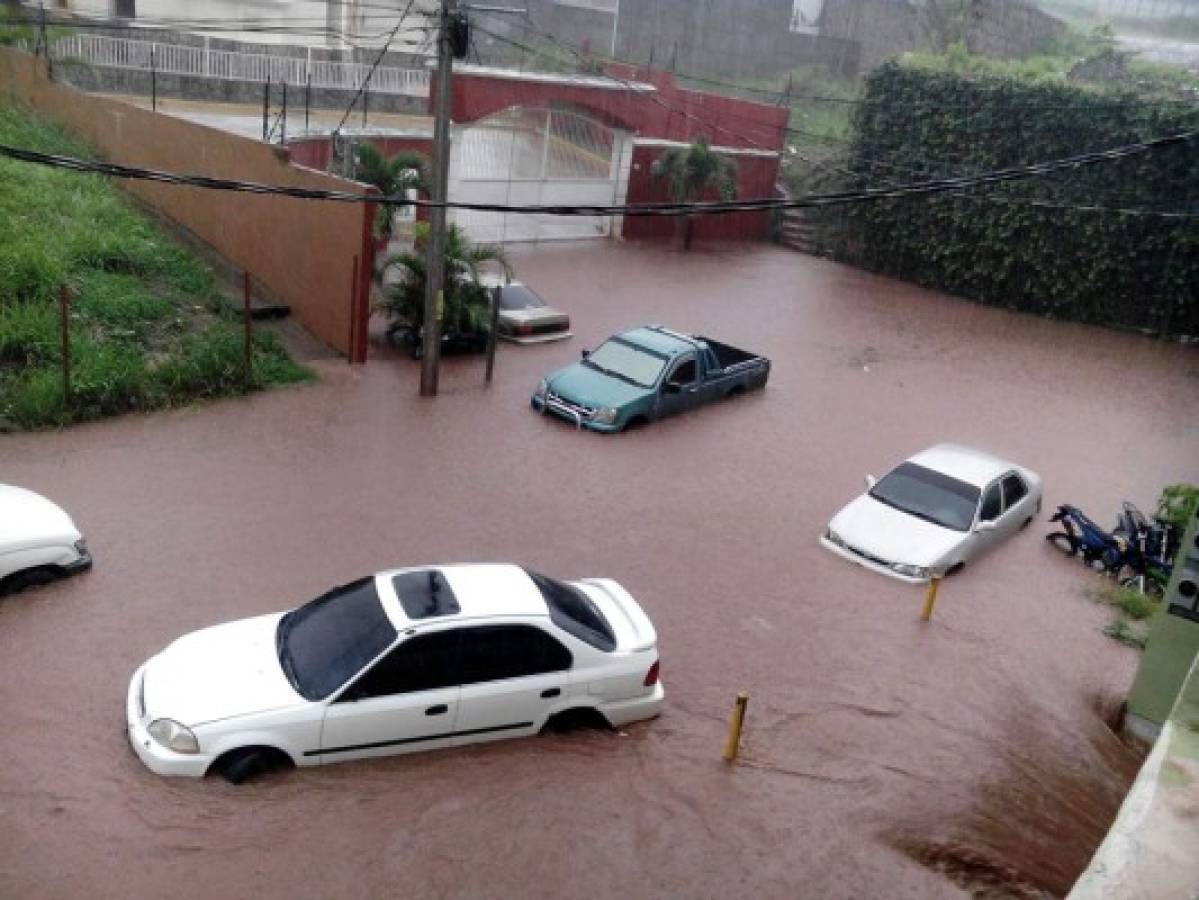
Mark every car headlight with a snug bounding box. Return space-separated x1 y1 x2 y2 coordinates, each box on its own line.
892 563 931 579
534 379 548 398
593 406 618 424
824 527 845 547
148 719 200 754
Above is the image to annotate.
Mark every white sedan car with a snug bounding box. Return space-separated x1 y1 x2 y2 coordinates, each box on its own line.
0 484 92 595
820 444 1043 583
480 274 572 344
127 564 663 783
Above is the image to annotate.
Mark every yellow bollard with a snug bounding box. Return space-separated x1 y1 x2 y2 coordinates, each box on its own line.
722 691 749 762
920 577 941 622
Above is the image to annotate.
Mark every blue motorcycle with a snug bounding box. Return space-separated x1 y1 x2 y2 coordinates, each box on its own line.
1046 504 1134 575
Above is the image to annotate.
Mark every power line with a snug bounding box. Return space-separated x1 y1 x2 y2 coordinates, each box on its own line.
0 129 1193 216
332 0 423 136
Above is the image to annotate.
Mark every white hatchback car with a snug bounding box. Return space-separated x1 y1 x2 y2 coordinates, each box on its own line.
0 484 91 596
127 564 663 783
821 444 1043 583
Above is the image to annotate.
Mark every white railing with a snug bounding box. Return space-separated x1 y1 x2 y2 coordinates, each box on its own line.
52 33 430 96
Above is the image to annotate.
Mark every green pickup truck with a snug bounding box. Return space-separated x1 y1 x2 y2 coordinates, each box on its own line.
531 325 770 432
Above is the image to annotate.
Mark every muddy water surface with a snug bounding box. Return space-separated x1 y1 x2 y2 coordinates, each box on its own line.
1 244 1195 899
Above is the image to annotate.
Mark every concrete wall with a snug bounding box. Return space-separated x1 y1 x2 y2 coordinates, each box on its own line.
477 0 860 81
0 46 375 360
819 0 931 72
963 0 1067 59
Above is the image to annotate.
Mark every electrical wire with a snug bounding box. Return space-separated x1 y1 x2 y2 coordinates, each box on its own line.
0 129 1193 216
332 0 422 135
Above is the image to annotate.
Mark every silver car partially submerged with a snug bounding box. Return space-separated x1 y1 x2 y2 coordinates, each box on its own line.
481 274 572 344
820 444 1043 583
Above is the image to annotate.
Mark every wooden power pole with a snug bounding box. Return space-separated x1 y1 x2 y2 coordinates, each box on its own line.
420 0 456 397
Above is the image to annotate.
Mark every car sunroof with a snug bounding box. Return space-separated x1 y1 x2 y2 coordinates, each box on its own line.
392 570 461 620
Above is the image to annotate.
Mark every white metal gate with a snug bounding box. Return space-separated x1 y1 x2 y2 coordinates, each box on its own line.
448 107 632 244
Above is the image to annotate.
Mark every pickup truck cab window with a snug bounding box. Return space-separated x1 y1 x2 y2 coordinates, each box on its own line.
666 356 697 387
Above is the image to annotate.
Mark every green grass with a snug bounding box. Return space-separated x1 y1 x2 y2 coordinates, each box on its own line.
1089 582 1161 650
0 104 310 430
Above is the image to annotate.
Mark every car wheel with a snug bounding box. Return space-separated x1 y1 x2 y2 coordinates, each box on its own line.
0 565 63 596
215 747 290 785
541 707 611 735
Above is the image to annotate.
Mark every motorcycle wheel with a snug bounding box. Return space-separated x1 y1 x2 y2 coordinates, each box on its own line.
1046 532 1077 556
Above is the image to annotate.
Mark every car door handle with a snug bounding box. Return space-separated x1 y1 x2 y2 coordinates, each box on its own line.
540 688 561 699
425 704 449 716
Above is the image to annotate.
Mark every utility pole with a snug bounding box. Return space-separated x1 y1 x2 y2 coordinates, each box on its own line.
421 0 456 396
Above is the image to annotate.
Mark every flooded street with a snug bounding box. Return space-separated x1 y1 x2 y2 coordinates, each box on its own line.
1 243 1195 898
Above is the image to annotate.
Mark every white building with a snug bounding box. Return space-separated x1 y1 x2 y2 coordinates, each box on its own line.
56 0 438 50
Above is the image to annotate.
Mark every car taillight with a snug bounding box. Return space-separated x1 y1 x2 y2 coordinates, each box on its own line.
643 660 660 686
516 323 533 335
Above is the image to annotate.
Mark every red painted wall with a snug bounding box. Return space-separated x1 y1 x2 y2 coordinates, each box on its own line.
622 145 778 242
445 66 788 152
287 136 434 172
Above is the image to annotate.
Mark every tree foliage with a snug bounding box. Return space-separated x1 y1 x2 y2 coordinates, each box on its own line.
376 223 510 337
651 138 738 250
832 61 1199 338
353 143 428 240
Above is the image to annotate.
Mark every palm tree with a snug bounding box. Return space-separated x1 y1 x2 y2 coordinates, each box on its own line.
353 143 429 242
650 137 738 251
377 224 511 350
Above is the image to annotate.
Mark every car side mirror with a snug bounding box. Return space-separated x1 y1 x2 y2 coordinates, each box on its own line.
976 520 997 533
581 349 590 359
865 475 877 489
664 381 681 394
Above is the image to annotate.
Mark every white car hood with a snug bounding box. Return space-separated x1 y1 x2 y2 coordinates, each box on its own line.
143 613 303 727
829 495 966 567
0 484 80 552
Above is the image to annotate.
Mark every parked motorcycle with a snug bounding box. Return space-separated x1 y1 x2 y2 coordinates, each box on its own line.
1113 502 1179 597
1046 501 1179 594
1046 504 1132 574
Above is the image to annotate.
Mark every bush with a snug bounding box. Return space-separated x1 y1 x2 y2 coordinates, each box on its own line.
831 60 1199 339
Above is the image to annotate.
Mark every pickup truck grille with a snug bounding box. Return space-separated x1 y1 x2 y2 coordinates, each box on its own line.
544 391 595 426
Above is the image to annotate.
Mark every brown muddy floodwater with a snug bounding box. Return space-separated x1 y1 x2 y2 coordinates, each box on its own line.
1 243 1195 899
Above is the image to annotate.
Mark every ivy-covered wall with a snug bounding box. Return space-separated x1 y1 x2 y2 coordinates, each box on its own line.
834 61 1199 339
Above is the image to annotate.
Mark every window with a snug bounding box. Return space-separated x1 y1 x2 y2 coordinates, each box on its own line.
458 625 572 685
498 286 546 311
1002 473 1028 508
980 483 1003 521
527 570 617 651
584 338 669 389
340 630 461 701
393 569 461 620
667 357 697 386
277 577 397 701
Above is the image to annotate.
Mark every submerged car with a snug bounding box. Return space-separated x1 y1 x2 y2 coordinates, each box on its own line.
0 484 91 596
820 444 1042 583
480 275 572 344
531 325 769 432
127 564 663 783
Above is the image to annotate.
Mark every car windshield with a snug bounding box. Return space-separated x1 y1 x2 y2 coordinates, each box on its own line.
499 285 546 310
868 462 980 532
584 338 668 388
276 577 397 701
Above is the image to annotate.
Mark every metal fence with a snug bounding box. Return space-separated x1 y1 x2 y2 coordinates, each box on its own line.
52 33 430 96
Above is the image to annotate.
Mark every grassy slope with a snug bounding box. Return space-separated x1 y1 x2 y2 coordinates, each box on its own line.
0 104 310 430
